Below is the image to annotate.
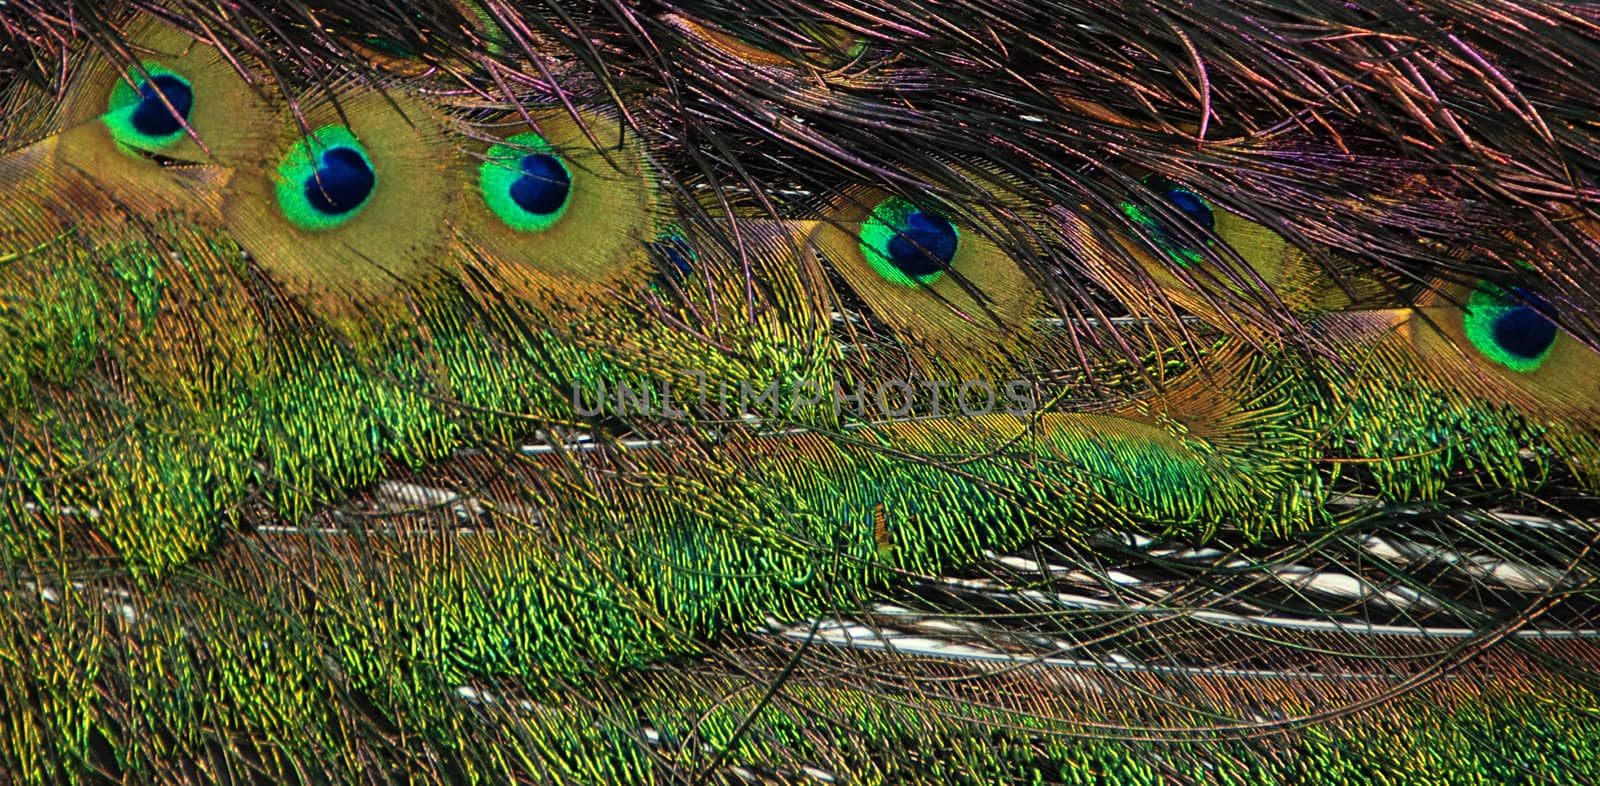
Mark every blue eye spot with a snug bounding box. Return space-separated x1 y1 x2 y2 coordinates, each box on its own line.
130 74 194 138
887 210 958 278
1121 174 1215 266
860 197 960 286
480 133 575 233
274 126 377 231
303 146 376 217
649 229 698 291
1490 287 1558 361
1163 187 1214 233
509 154 573 216
654 233 696 279
1493 305 1558 360
104 63 196 151
1464 282 1559 372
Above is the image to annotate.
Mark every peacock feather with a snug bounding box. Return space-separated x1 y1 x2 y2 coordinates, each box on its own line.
2 1 1600 783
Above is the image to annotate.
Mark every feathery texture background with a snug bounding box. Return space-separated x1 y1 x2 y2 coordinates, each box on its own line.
2 1 1600 783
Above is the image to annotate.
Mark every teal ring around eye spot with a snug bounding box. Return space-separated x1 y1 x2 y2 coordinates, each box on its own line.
480 133 573 233
1121 174 1214 268
104 62 194 151
1463 281 1558 373
274 125 377 231
858 197 958 287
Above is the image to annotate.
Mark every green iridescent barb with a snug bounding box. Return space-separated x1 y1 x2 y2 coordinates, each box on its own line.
3 2 1600 783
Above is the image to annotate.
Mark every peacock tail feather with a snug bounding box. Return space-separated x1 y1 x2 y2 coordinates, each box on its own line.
2 1 1599 783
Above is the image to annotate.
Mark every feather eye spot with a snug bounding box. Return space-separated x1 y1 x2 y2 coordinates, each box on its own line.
274 126 377 231
1165 189 1212 230
652 228 696 280
130 75 193 137
648 229 698 295
1123 174 1214 266
1463 282 1558 372
304 147 376 215
859 197 959 287
104 64 194 150
510 155 571 215
480 133 573 232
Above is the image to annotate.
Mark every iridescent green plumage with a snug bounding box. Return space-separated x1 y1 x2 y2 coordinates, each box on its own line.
3 2 1600 783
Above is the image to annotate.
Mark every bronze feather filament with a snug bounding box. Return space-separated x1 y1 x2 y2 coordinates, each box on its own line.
3 1 1600 783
